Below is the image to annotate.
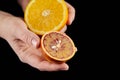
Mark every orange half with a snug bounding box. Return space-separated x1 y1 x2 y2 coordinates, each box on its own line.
24 0 68 35
41 31 77 63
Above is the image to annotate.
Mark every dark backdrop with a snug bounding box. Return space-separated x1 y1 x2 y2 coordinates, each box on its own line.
0 0 83 79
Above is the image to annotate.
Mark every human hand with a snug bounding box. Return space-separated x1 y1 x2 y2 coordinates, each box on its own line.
0 1 75 71
0 11 68 71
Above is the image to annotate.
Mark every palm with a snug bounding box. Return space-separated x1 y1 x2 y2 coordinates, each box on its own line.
8 29 68 71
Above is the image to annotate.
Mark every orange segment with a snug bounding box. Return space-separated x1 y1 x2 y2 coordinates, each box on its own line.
24 0 68 35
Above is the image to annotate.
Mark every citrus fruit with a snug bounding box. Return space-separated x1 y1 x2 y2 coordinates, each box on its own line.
41 31 77 63
24 0 68 35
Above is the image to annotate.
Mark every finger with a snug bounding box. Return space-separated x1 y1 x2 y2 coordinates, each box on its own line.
60 25 67 33
18 0 30 11
37 61 69 71
16 27 40 48
66 2 76 25
23 0 30 11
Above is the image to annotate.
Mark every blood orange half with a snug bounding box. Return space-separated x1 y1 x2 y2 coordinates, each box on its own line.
41 31 77 63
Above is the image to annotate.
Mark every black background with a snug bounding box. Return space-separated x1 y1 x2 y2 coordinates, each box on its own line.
0 0 100 79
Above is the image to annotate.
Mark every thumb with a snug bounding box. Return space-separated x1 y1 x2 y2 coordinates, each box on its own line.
16 28 40 48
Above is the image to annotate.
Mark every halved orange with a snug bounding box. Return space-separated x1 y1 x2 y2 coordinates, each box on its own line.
24 0 68 35
40 31 77 63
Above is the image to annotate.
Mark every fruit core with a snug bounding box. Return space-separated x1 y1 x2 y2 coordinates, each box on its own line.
42 10 50 17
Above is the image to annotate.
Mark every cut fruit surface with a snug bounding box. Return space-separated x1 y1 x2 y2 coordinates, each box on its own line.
24 0 68 35
41 31 77 63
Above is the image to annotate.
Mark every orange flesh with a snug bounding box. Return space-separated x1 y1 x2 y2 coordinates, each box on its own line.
42 32 76 61
25 0 68 35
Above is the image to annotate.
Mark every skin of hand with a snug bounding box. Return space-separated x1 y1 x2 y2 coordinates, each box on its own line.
0 1 75 71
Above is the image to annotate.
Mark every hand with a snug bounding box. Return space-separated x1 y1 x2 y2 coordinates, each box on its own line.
0 11 68 71
0 1 75 71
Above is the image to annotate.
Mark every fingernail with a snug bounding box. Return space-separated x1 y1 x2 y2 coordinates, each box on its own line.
69 20 72 25
69 16 75 25
61 65 69 70
68 19 73 25
32 38 37 47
